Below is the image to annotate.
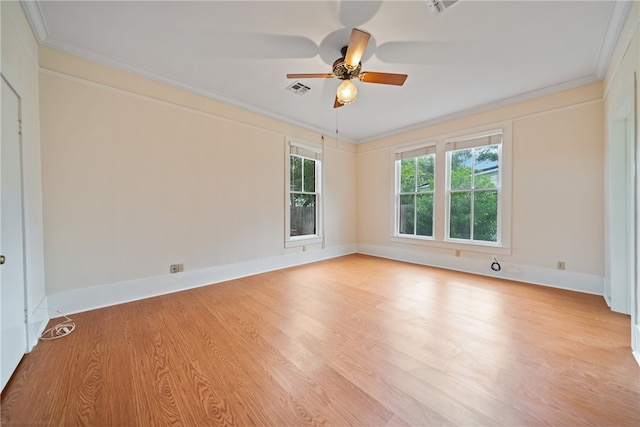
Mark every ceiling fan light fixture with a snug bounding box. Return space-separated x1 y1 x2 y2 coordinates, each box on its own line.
336 79 357 104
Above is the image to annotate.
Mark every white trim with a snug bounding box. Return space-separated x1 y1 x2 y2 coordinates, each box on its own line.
604 2 639 99
444 128 503 146
286 236 323 248
359 75 599 145
394 141 437 159
39 69 284 140
285 137 323 248
2 2 39 71
357 243 604 296
394 150 436 238
40 244 611 337
27 296 48 352
36 40 356 143
41 68 356 155
289 139 322 154
633 325 640 367
48 244 356 316
391 121 512 252
595 0 632 79
389 235 512 256
19 0 49 43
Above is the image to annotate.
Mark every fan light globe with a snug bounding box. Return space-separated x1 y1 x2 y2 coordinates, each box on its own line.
336 80 357 104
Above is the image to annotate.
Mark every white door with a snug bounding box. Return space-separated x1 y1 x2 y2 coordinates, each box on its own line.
1 76 28 391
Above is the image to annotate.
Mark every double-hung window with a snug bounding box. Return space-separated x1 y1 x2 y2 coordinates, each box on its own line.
446 132 502 244
395 145 436 238
285 139 322 247
393 125 511 252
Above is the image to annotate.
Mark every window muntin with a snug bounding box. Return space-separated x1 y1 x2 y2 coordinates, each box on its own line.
392 126 510 253
395 145 435 238
289 154 318 237
447 138 501 244
286 140 322 247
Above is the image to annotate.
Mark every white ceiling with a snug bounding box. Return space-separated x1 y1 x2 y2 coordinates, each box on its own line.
23 0 630 143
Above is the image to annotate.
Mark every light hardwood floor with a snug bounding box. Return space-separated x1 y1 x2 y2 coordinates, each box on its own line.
2 254 639 426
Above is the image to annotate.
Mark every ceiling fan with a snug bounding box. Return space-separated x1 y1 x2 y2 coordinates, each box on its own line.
287 28 408 108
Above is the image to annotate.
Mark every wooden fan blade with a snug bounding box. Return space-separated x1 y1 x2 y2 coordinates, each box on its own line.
333 96 345 109
287 73 335 79
344 28 370 68
359 72 408 86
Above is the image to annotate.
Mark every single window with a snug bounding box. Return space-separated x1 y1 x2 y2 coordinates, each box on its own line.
286 140 322 247
395 145 436 238
446 133 501 244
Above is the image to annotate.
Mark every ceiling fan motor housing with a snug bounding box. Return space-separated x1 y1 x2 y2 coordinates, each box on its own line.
333 47 362 80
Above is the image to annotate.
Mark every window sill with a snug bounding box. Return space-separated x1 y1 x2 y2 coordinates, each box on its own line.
390 235 512 255
285 236 323 248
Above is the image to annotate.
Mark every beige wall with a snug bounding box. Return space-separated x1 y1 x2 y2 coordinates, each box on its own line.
1 1 47 345
357 82 604 292
39 47 356 295
30 11 635 311
40 40 607 299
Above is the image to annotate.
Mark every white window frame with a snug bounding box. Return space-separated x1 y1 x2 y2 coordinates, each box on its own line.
285 138 323 248
391 122 512 255
445 131 503 246
393 143 437 240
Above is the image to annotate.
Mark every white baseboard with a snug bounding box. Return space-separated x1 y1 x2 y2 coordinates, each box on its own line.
27 296 49 351
633 325 640 367
47 243 603 317
47 244 356 316
357 244 604 295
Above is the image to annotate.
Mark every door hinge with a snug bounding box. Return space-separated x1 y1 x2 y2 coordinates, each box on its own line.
24 309 28 324
18 119 23 136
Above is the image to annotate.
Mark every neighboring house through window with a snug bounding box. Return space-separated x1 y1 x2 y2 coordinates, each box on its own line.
393 124 511 254
446 132 502 244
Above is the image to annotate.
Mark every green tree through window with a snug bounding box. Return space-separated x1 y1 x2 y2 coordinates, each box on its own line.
448 145 499 242
398 154 435 237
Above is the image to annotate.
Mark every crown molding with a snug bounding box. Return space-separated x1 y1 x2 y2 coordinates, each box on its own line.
595 0 632 79
20 0 49 43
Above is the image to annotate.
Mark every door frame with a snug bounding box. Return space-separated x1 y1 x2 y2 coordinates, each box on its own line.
1 74 29 390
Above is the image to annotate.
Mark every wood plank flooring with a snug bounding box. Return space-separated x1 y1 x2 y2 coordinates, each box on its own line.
2 254 639 426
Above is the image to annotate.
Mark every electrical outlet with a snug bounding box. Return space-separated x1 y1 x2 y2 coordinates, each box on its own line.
557 261 566 270
455 249 461 257
178 263 184 272
170 264 179 274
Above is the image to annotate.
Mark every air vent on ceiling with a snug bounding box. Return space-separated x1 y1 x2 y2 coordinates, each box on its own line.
427 0 459 14
286 81 311 95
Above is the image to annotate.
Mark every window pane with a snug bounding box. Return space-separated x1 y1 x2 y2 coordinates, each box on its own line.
290 155 302 191
417 155 434 193
473 145 499 189
416 193 433 236
290 193 316 236
450 150 472 190
473 190 498 242
400 158 416 193
399 194 415 234
303 158 316 192
450 192 471 239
